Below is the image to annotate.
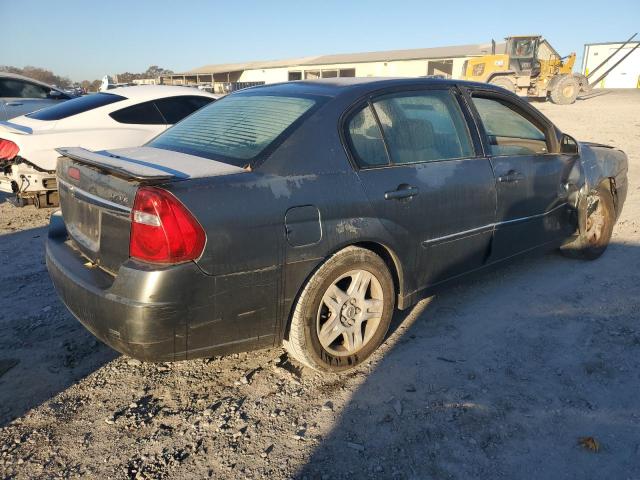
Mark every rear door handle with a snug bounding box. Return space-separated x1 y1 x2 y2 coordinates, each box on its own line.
497 170 524 183
384 185 419 200
6 102 23 106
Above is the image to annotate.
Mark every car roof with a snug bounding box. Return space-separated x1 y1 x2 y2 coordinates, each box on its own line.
0 71 63 92
104 85 221 101
239 77 505 98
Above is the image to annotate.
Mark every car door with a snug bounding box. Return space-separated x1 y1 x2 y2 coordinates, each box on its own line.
0 78 62 119
466 89 575 261
346 87 496 293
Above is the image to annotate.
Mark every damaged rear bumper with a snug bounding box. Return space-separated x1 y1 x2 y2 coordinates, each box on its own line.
46 211 201 362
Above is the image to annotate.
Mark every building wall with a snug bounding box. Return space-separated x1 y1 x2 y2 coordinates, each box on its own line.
239 67 290 83
238 57 470 84
583 42 640 89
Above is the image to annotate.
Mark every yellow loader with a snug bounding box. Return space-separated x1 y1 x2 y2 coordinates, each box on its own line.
462 35 588 104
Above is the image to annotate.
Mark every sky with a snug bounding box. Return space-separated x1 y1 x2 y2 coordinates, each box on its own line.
2 0 639 81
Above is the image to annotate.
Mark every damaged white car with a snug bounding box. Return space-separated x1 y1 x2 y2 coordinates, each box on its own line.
0 86 219 207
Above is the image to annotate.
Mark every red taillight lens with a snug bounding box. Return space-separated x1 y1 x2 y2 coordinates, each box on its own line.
0 139 19 160
130 187 206 264
68 167 81 180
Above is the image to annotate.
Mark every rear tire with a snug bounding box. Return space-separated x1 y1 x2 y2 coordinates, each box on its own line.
550 75 579 105
283 246 395 373
489 76 516 93
573 73 590 94
561 184 615 260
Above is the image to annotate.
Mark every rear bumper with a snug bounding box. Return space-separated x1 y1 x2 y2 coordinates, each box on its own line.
46 211 201 361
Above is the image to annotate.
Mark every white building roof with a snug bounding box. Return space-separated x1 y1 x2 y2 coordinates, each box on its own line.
181 42 505 75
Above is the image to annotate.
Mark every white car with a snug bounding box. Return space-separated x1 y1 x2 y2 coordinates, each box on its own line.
0 85 219 207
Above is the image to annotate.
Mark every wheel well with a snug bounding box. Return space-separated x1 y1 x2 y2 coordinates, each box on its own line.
352 241 403 297
282 241 404 341
603 177 618 212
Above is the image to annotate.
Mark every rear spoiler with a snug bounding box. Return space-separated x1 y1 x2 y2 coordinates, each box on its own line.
56 147 181 182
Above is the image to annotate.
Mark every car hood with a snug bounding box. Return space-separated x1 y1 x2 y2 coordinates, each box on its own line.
578 141 628 190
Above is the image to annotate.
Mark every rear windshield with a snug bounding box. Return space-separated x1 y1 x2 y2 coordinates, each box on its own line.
148 93 319 167
27 93 126 121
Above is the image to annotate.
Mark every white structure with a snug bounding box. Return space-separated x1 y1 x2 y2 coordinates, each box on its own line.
132 78 158 85
582 41 640 89
161 42 504 93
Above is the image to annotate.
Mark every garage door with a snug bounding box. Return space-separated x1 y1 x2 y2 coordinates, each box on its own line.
600 47 640 88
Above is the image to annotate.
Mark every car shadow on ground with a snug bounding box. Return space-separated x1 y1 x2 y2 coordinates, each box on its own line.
296 241 640 479
0 224 117 427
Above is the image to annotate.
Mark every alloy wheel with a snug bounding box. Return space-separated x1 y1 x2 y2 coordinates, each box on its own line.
316 269 384 356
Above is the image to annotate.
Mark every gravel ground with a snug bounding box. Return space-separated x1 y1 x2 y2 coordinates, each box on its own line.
1 89 639 480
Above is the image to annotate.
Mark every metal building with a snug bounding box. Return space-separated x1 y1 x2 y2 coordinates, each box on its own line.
582 41 640 88
160 42 504 94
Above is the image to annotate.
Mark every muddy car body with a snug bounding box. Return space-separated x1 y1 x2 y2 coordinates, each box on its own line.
46 78 628 372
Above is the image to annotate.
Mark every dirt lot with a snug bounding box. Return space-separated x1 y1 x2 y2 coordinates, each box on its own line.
1 90 639 480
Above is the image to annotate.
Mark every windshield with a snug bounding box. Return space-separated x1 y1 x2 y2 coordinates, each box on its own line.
509 38 538 59
148 93 319 167
27 92 126 120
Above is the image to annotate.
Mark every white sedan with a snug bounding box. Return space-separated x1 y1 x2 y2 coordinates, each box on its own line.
0 85 219 207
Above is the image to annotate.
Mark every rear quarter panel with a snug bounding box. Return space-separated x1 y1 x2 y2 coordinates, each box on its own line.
164 94 413 345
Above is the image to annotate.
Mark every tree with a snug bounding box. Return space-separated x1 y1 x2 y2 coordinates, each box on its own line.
114 66 174 83
0 65 72 88
144 65 173 78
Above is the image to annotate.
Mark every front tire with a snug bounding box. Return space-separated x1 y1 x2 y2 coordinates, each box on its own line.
561 184 615 260
550 75 579 105
283 246 395 373
489 76 516 93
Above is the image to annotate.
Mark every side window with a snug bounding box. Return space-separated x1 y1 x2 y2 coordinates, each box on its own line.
372 90 474 164
154 96 215 124
109 100 165 125
471 96 548 156
346 104 389 168
21 82 50 99
0 79 50 99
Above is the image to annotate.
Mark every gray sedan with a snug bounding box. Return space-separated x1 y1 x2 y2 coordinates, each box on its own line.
46 78 628 373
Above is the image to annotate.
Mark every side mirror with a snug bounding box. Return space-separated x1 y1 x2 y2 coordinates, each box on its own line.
560 134 579 155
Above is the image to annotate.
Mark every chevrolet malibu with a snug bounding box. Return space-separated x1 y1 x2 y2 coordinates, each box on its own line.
46 78 628 373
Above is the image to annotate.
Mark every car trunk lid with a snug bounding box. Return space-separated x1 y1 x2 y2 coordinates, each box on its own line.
56 146 245 274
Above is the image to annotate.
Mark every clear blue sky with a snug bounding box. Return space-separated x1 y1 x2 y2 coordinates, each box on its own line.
3 0 639 81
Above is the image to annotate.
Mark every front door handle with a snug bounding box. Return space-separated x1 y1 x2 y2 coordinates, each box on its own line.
6 102 23 106
384 185 419 200
497 170 524 183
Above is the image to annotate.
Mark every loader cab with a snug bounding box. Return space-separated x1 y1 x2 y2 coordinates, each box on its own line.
506 36 541 76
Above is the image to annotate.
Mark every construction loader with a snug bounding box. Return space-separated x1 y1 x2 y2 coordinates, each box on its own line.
462 34 639 104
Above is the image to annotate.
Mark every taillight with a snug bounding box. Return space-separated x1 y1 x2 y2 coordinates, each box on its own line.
68 167 81 180
0 139 19 160
130 187 206 264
